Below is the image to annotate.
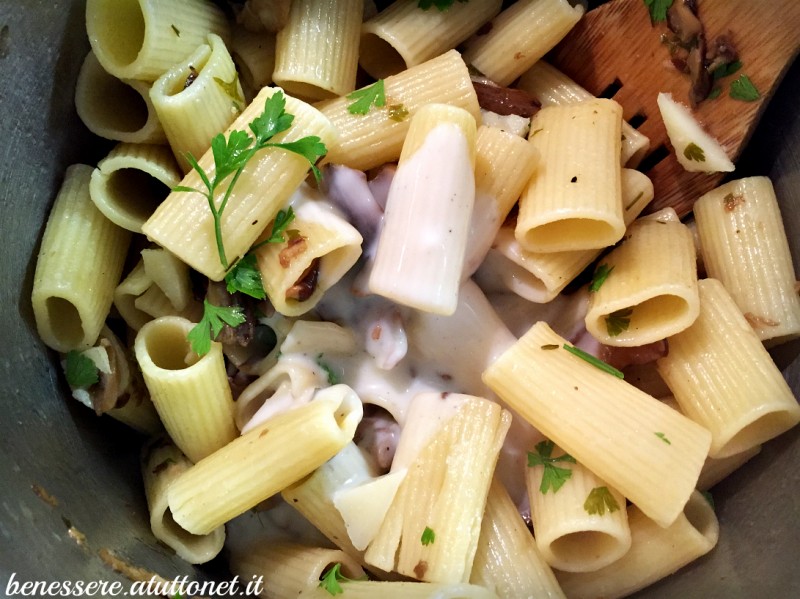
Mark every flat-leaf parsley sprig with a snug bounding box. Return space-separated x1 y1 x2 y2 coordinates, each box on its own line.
173 91 327 270
318 563 367 596
187 299 247 356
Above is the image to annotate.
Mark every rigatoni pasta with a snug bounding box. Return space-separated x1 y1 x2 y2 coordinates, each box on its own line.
359 0 501 79
32 164 131 352
656 278 800 459
693 177 800 345
515 99 624 253
369 103 476 315
272 0 363 100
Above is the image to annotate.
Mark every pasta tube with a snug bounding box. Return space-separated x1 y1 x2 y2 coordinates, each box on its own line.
584 218 700 346
359 0 501 79
483 321 711 528
556 492 719 599
365 395 511 583
255 185 363 317
135 316 237 463
471 479 566 599
272 0 363 100
515 99 624 253
462 0 584 87
141 439 225 564
143 86 338 281
75 51 166 144
89 142 181 233
86 0 230 81
656 279 800 459
517 61 649 167
368 103 477 315
476 168 652 303
169 385 362 535
150 34 245 173
693 177 800 345
526 452 630 573
32 164 131 352
318 50 480 171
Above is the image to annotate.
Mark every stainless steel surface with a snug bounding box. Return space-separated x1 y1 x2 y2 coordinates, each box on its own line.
0 1 797 597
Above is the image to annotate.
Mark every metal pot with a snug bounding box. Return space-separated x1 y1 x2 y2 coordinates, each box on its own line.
0 1 797 597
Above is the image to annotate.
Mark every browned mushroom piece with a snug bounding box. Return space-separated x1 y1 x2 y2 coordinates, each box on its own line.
471 77 541 118
667 0 711 106
599 339 669 371
354 404 401 474
236 0 291 33
85 327 132 415
205 280 256 348
706 33 739 74
286 257 320 302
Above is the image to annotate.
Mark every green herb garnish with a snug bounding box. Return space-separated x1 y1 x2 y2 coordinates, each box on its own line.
317 355 340 385
170 25 180 37
589 264 614 292
707 87 722 100
701 490 715 510
541 344 560 350
224 254 265 299
421 526 436 546
347 80 386 115
584 486 621 516
655 432 672 445
711 60 742 80
683 142 706 162
418 0 468 11
64 350 99 389
729 74 760 102
174 91 327 270
187 300 247 356
387 103 409 122
605 308 633 337
319 563 364 596
643 0 673 23
527 440 577 494
562 344 625 379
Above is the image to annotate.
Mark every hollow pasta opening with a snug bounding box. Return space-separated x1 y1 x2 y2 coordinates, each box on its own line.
549 530 627 572
46 297 84 348
144 321 192 371
359 33 407 80
525 217 620 251
105 168 170 223
89 0 146 68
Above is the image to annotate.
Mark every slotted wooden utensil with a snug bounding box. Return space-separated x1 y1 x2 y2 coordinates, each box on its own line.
548 0 800 216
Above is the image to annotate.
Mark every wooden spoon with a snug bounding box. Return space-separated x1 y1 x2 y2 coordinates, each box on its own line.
548 0 800 216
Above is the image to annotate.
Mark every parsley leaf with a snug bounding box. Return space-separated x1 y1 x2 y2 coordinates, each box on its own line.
707 87 722 100
187 300 247 356
711 60 742 81
317 355 340 385
643 0 673 22
729 74 760 102
584 486 621 516
655 431 672 445
418 0 468 11
527 440 577 494
589 264 614 292
347 80 386 115
319 563 365 596
421 526 436 545
64 350 99 389
175 91 327 270
605 308 633 337
225 254 266 299
683 142 706 162
562 344 625 378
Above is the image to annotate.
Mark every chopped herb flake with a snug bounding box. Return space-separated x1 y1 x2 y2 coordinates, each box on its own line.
590 264 614 292
712 60 742 80
527 440 576 494
562 344 625 379
213 73 245 112
683 142 706 162
317 355 340 385
729 75 760 102
541 344 560 350
625 191 645 211
187 300 247 356
170 25 180 37
64 350 99 389
643 0 673 23
421 526 436 545
707 87 722 100
701 490 715 510
318 563 365 595
655 432 672 445
606 308 633 337
347 80 386 115
584 486 621 516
